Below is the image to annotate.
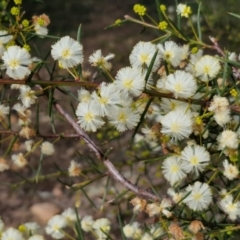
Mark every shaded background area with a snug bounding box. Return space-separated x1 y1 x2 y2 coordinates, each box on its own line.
21 0 240 55
1 0 240 238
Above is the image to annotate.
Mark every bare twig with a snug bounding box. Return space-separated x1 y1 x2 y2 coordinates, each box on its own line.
124 15 159 29
0 130 81 138
209 36 240 80
209 36 225 56
1 77 205 105
55 103 160 201
0 79 98 88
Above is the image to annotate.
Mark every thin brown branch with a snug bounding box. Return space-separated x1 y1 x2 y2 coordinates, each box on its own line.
0 130 81 138
0 79 98 88
209 36 225 57
209 36 240 80
124 15 159 29
1 77 204 105
54 103 160 201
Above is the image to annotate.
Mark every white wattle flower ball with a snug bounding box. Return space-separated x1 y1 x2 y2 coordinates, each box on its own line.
167 188 184 204
93 218 111 239
159 98 188 113
181 144 210 175
76 101 105 132
61 208 77 224
23 222 40 233
157 41 182 67
89 49 115 70
214 110 231 127
28 235 45 240
176 3 192 18
123 223 137 238
81 215 94 232
185 49 203 74
165 70 197 99
141 126 157 142
0 30 13 57
228 52 237 61
19 85 37 108
2 45 32 80
45 215 67 239
208 95 229 113
77 88 91 103
51 36 83 69
219 195 240 220
11 153 28 168
160 107 193 141
162 156 186 186
129 41 161 72
91 82 120 117
41 141 55 155
123 222 142 239
223 159 239 180
115 66 145 97
183 181 212 211
1 228 24 240
108 106 140 132
141 232 154 240
34 24 48 36
180 44 190 60
195 55 221 82
0 104 9 121
25 139 34 152
68 160 82 177
217 130 238 150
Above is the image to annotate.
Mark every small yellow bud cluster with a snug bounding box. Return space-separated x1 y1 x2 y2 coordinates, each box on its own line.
18 224 27 232
160 4 166 12
11 6 19 15
1 0 7 7
191 47 198 54
22 19 29 28
58 62 63 69
229 153 238 163
225 226 233 235
196 117 202 125
158 21 168 30
133 4 146 16
14 0 22 4
23 44 30 51
230 88 238 97
115 19 121 26
161 135 169 143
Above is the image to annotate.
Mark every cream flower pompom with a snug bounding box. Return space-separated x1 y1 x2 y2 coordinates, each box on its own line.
217 130 238 150
183 181 212 211
160 108 193 141
2 45 32 80
195 55 220 82
41 141 55 155
51 36 83 69
165 70 197 99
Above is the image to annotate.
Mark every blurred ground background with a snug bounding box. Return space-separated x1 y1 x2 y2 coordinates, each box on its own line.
1 0 240 239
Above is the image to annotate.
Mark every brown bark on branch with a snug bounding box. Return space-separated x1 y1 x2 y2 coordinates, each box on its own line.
55 103 160 201
209 36 240 80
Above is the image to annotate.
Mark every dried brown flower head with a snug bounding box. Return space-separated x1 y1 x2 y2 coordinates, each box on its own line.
168 223 184 240
130 197 147 213
188 220 205 234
